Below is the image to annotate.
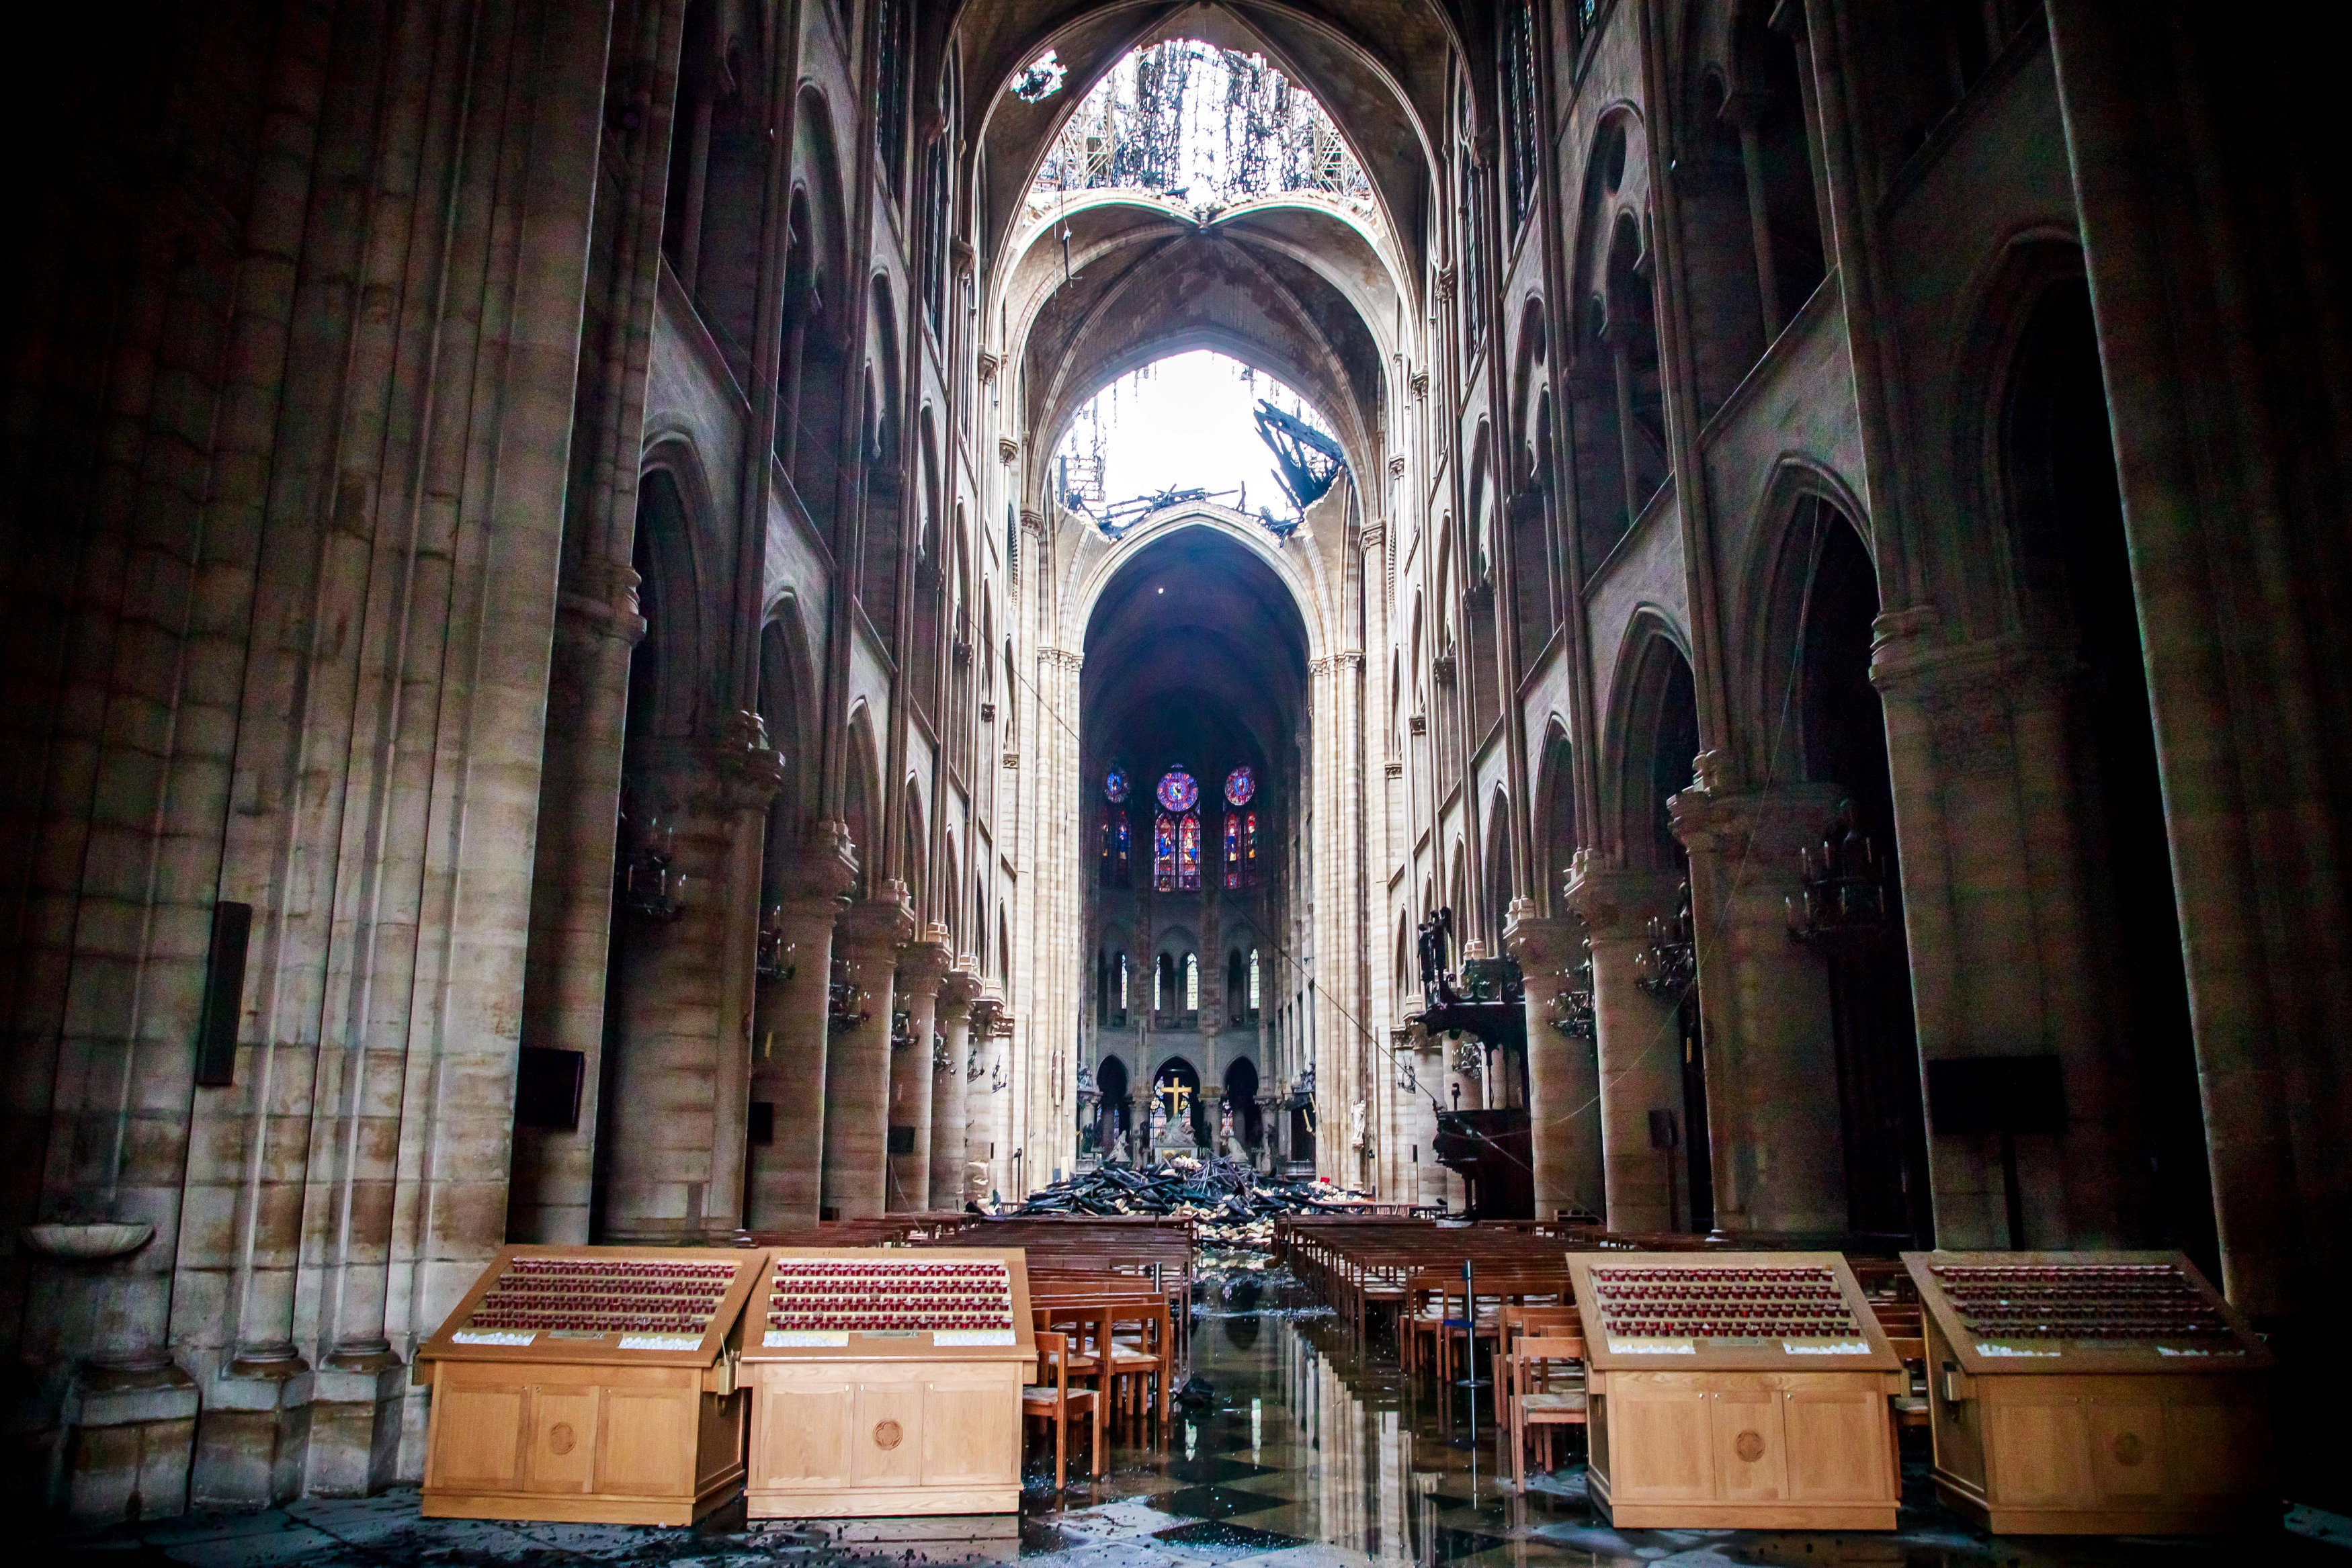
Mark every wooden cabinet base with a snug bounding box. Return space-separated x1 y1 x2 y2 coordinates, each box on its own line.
742 1360 1023 1518
420 1477 741 1528
1906 1252 2275 1537
1931 1469 2276 1538
1584 1373 1902 1532
747 1483 1021 1517
419 1361 745 1526
1590 1484 1897 1530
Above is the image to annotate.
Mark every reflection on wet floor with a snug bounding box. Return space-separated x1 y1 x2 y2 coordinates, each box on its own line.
1034 1298 2352 1568
43 1285 2352 1566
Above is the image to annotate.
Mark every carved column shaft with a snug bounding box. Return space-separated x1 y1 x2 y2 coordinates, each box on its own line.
888 937 951 1211
1671 782 1848 1235
1567 863 1687 1230
1505 905 1603 1219
819 892 913 1219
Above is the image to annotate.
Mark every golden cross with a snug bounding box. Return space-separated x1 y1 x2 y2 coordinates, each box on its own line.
1156 1082 1193 1120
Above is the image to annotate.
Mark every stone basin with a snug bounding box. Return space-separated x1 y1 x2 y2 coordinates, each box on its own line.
22 1221 155 1261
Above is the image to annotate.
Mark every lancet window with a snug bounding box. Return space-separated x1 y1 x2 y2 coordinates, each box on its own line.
1153 767 1202 891
1222 766 1258 887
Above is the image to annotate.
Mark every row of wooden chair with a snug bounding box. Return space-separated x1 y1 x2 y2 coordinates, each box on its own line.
1019 1290 1179 1490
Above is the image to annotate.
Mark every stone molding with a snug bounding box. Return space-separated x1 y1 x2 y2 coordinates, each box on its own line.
976 350 998 384
1039 646 1083 671
1384 760 1404 779
556 555 648 646
1020 507 1046 533
1388 454 1407 478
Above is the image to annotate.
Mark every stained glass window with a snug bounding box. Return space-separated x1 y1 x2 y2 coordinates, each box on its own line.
1222 809 1260 887
1157 768 1199 814
1224 766 1255 807
1100 809 1132 887
1105 765 1129 803
1249 949 1261 1011
1177 812 1201 890
1154 813 1179 891
1184 953 1200 1012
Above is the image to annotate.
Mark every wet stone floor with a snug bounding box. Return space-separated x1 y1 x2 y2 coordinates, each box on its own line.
43 1271 2352 1568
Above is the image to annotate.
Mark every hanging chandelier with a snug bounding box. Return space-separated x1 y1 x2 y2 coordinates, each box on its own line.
1634 883 1696 998
1786 800 1888 957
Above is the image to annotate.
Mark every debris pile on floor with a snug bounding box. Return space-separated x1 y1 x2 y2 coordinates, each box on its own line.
1007 1155 1370 1244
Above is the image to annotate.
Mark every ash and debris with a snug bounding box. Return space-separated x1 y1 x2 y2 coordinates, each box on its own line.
1007 1154 1371 1246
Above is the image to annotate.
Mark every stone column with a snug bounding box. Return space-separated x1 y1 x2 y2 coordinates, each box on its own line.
1567 859 1688 1232
969 987 1011 1199
1504 902 1605 1220
888 934 952 1211
600 716 784 1239
1870 622 2140 1249
1670 781 1848 1235
820 890 914 1219
2046 0 2344 1319
930 969 980 1207
512 557 644 1244
746 824 856 1227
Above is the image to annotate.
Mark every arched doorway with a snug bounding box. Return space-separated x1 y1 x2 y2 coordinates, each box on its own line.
1779 496 1931 1244
1094 1055 1130 1157
1618 629 1712 1231
1152 1056 1208 1147
1224 1056 1262 1151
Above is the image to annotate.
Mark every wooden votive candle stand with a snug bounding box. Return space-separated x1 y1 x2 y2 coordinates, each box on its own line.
1903 1250 2274 1534
737 1246 1034 1517
415 1245 764 1525
1568 1251 1904 1529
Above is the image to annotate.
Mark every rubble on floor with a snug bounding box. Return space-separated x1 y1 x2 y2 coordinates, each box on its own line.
1007 1155 1369 1244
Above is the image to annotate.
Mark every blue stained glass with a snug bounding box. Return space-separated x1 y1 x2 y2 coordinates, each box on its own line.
1105 765 1129 803
1154 813 1178 891
1224 766 1255 806
1157 768 1199 814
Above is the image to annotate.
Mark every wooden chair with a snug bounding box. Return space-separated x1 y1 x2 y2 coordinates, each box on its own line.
1023 1331 1104 1491
1104 1297 1173 1422
1400 1270 1462 1383
1497 1305 1580 1421
1885 1334 1931 1432
1506 1334 1588 1488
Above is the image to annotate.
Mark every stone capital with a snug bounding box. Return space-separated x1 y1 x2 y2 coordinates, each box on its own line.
715 709 789 812
1870 627 2080 777
1668 781 1848 867
837 888 916 955
778 819 859 902
1560 852 1682 937
896 935 954 998
938 963 982 1011
1501 902 1582 973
